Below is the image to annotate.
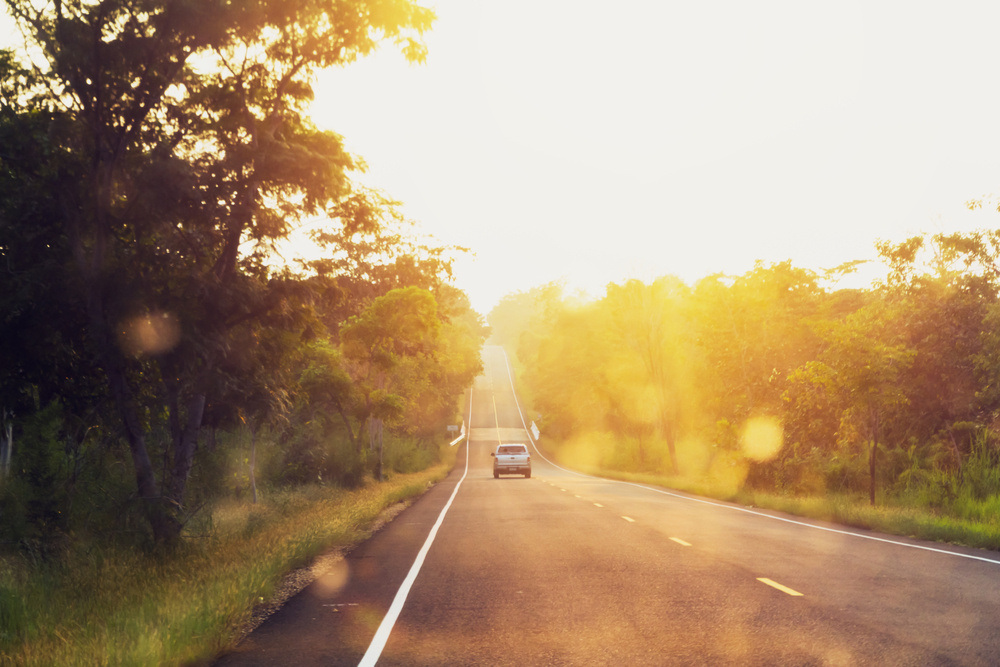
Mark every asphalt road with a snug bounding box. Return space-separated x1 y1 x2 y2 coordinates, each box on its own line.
215 345 1000 666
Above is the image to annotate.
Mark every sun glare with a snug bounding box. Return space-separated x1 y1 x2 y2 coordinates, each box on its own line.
741 417 784 463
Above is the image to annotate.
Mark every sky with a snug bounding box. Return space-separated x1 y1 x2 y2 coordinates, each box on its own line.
5 2 1000 315
297 0 1000 314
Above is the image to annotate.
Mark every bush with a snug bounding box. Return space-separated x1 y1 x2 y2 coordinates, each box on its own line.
0 401 70 543
0 584 27 648
382 434 437 475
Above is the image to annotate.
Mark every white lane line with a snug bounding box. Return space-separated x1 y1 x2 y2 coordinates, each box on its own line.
622 516 636 523
495 346 1000 566
574 495 582 498
670 537 692 547
594 503 604 508
491 394 502 445
357 386 473 666
757 578 803 596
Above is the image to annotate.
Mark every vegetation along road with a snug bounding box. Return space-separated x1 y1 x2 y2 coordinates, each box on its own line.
214 346 1000 666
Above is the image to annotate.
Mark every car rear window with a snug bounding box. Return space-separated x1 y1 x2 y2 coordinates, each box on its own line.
498 446 526 454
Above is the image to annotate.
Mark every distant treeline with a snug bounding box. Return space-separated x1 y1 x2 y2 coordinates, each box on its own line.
489 231 1000 514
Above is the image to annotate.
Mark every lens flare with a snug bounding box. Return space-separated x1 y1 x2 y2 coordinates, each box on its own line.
741 417 783 462
314 559 350 597
118 311 180 356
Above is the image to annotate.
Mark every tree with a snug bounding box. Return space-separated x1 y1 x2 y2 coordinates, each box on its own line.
0 0 435 542
341 286 440 479
875 233 1000 476
488 283 563 350
690 262 824 430
789 300 914 504
603 277 692 473
305 189 466 333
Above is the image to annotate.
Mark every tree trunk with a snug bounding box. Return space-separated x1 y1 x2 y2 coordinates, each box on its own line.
0 413 12 484
249 423 258 504
377 419 384 482
869 440 877 506
335 403 360 451
85 283 175 540
869 411 880 506
947 427 963 485
660 408 680 474
666 429 679 475
656 383 680 475
166 391 206 516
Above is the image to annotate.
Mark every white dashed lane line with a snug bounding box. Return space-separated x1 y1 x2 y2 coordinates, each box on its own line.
757 578 804 596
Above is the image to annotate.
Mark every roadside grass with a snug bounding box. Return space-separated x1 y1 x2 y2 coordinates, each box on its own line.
539 439 1000 552
0 447 455 667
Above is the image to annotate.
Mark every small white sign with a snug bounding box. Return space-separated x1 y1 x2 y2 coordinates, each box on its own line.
530 421 540 440
446 425 459 432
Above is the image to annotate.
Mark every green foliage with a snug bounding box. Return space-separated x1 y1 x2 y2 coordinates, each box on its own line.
0 583 27 648
487 282 562 348
1 402 69 541
0 0 488 548
382 434 438 475
962 430 1000 500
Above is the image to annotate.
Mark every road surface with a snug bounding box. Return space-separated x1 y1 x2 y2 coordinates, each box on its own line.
215 345 1000 666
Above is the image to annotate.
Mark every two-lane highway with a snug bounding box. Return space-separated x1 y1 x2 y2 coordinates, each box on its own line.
216 345 1000 666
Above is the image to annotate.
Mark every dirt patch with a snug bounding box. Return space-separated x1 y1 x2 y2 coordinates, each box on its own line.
235 498 414 643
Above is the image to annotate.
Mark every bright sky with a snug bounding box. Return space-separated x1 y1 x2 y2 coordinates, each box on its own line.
302 0 1000 314
5 3 1000 315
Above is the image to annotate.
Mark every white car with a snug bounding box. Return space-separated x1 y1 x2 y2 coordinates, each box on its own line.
491 444 531 478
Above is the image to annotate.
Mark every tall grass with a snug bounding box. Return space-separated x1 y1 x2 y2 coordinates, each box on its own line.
541 432 1000 552
0 447 455 667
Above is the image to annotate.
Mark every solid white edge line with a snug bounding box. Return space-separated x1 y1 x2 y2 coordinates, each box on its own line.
494 345 1000 567
357 386 473 666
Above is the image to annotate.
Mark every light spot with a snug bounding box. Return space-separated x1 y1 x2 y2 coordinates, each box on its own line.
742 416 783 462
314 560 350 597
118 311 180 356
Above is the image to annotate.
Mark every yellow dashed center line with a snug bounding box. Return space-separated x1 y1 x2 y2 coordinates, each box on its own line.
560 489 567 492
622 516 635 523
574 495 582 498
670 537 692 546
757 578 803 596
594 503 603 508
